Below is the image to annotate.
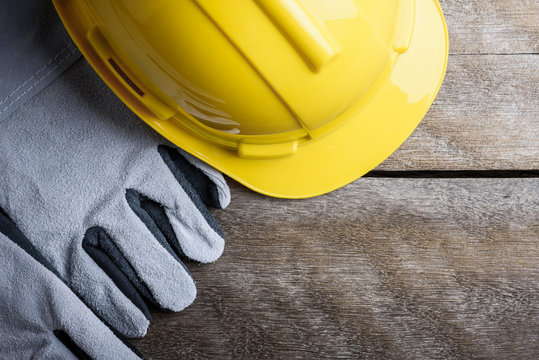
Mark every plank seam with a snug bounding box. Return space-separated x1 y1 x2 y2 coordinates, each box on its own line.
366 170 539 178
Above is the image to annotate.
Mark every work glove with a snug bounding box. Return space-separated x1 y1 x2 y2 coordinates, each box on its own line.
0 211 143 360
0 59 230 337
0 0 80 123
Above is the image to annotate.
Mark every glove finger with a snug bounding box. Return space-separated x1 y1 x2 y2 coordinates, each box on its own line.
164 205 225 263
47 326 142 360
54 271 144 359
132 165 225 264
159 145 231 209
0 234 142 360
59 303 143 360
68 249 151 338
96 198 197 312
0 208 150 339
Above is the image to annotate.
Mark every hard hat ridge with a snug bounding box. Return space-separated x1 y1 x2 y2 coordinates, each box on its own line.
53 0 448 198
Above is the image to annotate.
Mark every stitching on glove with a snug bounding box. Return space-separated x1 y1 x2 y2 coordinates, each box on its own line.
0 43 78 116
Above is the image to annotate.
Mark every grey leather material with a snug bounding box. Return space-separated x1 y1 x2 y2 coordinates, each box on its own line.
0 59 230 338
0 230 142 360
0 0 81 122
0 0 230 339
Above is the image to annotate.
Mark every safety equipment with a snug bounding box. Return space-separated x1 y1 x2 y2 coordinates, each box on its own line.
0 0 80 123
0 60 230 338
2 1 229 338
0 222 142 359
53 0 448 198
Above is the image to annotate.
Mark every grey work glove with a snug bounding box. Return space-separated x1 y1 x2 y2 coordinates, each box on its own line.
0 60 230 337
0 212 143 360
0 0 80 123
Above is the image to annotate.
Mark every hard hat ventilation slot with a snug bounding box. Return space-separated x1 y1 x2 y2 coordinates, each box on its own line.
107 58 145 97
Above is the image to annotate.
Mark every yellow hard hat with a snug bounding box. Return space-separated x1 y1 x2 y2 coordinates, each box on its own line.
53 0 448 198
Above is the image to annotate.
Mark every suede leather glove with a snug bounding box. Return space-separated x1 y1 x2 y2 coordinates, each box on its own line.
0 211 143 360
1 1 229 338
0 59 230 337
0 0 80 123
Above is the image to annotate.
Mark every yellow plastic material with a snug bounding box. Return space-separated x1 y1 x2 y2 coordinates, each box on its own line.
53 0 448 198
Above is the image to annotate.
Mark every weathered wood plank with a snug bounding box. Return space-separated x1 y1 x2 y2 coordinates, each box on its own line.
380 0 539 170
378 53 538 171
441 0 539 55
133 179 539 360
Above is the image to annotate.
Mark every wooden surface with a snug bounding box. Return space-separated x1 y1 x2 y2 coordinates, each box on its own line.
133 1 538 359
380 0 539 170
134 180 538 359
379 54 538 171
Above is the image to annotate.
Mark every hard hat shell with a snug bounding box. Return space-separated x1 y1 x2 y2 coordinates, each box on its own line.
53 0 448 198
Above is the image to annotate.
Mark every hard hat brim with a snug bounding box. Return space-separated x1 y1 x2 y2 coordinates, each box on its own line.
171 0 448 198
55 0 448 199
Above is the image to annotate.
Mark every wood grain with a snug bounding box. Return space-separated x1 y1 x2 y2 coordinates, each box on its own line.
133 179 539 360
379 54 539 171
440 0 538 55
380 0 539 170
